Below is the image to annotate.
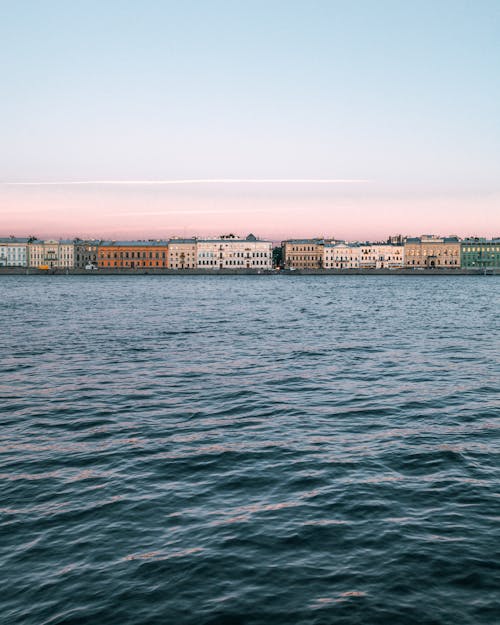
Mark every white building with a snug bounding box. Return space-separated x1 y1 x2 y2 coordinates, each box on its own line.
359 245 404 269
323 243 361 269
28 240 75 269
168 238 198 269
0 238 29 267
196 234 272 269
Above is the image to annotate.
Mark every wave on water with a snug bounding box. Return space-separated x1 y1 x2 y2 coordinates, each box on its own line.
1 275 499 624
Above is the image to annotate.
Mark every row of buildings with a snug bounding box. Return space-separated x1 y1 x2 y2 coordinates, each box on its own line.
0 235 273 270
283 236 500 270
1 234 499 271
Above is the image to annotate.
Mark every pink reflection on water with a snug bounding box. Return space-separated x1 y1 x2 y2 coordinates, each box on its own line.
311 591 366 608
124 547 204 562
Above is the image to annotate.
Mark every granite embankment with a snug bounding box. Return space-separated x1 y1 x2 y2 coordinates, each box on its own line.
0 268 498 276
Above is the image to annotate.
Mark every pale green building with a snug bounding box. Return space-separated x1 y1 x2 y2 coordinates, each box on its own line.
461 239 500 270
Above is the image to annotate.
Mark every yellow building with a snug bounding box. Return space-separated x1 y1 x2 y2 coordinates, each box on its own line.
404 236 460 268
282 239 325 269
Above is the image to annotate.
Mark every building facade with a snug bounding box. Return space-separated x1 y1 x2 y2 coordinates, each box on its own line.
28 240 74 269
323 243 361 269
98 241 169 269
461 239 500 270
168 239 198 269
74 240 100 269
359 244 404 269
0 237 28 267
282 239 325 269
196 235 272 269
404 236 460 268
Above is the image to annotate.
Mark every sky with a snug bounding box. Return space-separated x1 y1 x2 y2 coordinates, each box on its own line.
1 0 499 241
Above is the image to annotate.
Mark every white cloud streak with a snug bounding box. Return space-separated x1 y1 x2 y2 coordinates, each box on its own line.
1 178 370 186
109 208 271 216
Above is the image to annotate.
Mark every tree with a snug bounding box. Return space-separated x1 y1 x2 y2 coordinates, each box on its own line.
272 246 283 269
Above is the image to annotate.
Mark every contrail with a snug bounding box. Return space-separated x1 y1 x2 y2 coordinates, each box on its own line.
1 178 370 186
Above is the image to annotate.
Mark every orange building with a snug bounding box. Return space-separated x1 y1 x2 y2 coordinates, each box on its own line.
98 241 169 269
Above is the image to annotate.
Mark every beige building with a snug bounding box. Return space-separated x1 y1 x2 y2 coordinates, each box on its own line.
29 240 74 269
197 234 272 269
359 245 404 269
323 243 361 269
168 239 197 269
282 239 325 269
404 236 460 268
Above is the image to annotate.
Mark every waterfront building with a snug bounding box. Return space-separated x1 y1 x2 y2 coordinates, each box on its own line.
0 237 29 267
404 236 460 268
28 240 74 269
98 241 169 269
388 234 404 245
196 234 272 269
461 238 500 270
168 239 198 269
74 240 100 269
282 239 325 269
359 244 404 269
323 243 361 269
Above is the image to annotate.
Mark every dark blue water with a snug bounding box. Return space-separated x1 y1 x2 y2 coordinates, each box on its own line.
1 275 499 625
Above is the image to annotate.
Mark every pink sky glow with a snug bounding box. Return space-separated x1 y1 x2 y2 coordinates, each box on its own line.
1 181 498 242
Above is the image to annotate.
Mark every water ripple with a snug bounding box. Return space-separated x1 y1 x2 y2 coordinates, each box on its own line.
0 275 499 625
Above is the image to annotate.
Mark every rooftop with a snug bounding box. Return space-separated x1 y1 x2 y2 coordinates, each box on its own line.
197 238 271 244
0 237 30 244
282 239 325 245
100 240 169 247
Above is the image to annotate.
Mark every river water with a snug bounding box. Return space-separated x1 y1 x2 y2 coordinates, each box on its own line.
1 275 499 624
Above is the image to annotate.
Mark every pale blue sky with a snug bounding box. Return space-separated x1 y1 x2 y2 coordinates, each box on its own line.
1 1 499 238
